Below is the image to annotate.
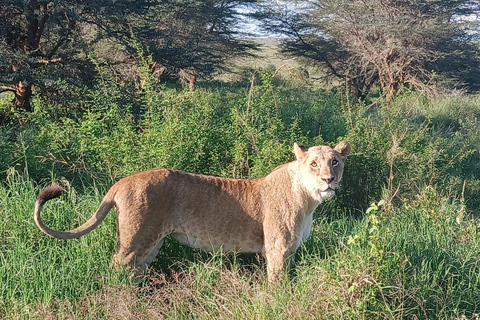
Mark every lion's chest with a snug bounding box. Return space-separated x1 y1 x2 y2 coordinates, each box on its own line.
300 213 314 243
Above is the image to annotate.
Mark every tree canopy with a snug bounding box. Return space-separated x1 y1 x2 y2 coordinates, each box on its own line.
256 0 480 101
1 0 479 114
0 0 257 113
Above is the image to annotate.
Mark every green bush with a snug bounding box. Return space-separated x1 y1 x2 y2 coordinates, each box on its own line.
328 93 480 213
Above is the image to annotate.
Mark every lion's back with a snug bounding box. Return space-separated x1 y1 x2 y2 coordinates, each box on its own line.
111 168 266 252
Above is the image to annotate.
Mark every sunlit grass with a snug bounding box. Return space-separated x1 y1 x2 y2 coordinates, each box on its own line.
1 174 479 319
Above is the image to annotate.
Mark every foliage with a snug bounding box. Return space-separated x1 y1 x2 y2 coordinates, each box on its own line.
330 93 480 213
0 0 257 115
133 0 258 81
255 0 480 101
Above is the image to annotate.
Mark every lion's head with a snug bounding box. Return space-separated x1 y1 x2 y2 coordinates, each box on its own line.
293 141 351 201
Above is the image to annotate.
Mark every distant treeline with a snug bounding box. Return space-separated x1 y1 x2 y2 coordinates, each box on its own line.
1 0 479 118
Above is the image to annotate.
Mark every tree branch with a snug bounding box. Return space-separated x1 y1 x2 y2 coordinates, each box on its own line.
0 85 16 93
34 2 49 49
36 57 63 65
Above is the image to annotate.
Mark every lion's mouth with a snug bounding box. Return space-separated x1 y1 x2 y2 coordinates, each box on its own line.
320 186 336 192
319 188 336 199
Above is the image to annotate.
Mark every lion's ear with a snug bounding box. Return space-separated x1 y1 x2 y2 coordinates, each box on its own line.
293 142 307 161
334 141 351 160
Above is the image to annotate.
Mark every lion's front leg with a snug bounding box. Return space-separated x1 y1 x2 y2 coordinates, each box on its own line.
264 246 296 283
263 223 299 283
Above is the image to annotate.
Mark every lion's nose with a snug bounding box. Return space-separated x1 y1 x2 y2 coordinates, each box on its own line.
321 176 335 184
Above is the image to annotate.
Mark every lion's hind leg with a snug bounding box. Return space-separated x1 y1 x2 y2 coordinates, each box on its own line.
112 232 167 277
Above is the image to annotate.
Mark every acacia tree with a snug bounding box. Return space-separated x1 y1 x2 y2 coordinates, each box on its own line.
257 0 480 101
0 0 95 113
122 0 258 90
86 0 258 90
0 0 257 114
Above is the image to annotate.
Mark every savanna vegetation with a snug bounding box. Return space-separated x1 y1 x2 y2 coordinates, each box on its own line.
1 0 480 319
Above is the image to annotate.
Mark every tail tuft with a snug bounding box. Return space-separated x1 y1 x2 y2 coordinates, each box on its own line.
37 184 65 205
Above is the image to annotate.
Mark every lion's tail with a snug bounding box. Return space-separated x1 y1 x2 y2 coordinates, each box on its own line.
34 184 115 239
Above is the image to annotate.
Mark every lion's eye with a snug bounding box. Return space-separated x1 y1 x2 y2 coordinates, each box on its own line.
310 162 318 168
332 159 339 167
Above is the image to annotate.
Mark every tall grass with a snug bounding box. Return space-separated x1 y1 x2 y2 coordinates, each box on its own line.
1 70 480 318
2 175 479 318
0 170 126 311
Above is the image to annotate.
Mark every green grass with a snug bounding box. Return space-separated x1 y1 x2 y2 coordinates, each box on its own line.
1 73 480 318
1 175 479 319
0 172 123 308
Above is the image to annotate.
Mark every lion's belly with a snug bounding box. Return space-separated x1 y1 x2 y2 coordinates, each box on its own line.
170 231 264 253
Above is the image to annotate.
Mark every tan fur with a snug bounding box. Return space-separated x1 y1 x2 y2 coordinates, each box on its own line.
34 142 350 283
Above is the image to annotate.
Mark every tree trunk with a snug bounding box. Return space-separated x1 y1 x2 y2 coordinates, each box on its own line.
13 81 33 113
189 73 197 92
179 67 197 91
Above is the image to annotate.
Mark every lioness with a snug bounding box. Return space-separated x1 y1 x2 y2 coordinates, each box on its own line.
34 142 350 283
